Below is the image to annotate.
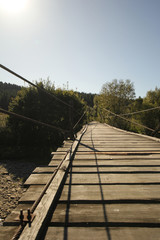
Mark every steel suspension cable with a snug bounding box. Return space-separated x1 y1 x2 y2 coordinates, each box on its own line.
120 106 160 116
0 107 69 134
0 64 72 108
101 107 157 133
73 111 86 130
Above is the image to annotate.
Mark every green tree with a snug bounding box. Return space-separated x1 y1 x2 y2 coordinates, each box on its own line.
0 81 21 109
6 81 85 160
95 79 135 128
125 88 160 136
143 87 160 135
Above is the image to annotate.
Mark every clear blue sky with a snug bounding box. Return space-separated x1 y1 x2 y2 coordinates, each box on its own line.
0 0 160 97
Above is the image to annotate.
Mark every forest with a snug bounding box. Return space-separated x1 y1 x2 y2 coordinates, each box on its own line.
0 79 160 163
0 81 21 110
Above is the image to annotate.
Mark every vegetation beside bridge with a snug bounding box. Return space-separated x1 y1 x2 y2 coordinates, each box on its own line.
0 79 160 162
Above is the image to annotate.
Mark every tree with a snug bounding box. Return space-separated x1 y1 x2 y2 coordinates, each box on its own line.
95 79 135 128
0 81 21 109
143 87 160 136
6 80 85 160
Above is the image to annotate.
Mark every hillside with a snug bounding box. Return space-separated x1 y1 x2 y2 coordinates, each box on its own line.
0 82 21 109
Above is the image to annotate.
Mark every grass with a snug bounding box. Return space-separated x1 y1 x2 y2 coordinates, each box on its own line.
0 113 8 128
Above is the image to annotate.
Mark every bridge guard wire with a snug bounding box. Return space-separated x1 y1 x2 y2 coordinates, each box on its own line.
120 106 160 116
13 124 87 240
0 64 86 118
102 107 159 133
0 64 72 108
0 64 88 133
0 107 69 135
73 111 86 130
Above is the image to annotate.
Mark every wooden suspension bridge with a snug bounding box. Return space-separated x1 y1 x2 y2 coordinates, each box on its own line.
1 122 160 240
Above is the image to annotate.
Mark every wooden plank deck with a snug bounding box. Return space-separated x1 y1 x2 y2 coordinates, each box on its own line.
2 122 160 240
45 122 160 240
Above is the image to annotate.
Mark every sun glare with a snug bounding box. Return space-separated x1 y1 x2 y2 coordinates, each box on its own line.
0 0 28 14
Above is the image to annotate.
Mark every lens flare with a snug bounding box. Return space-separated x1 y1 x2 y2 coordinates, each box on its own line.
0 0 28 14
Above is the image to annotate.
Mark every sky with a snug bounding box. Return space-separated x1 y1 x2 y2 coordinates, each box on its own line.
0 0 160 97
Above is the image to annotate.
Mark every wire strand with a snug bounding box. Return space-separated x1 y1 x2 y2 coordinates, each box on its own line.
0 64 72 108
0 107 69 134
73 111 86 130
102 108 158 133
120 106 160 116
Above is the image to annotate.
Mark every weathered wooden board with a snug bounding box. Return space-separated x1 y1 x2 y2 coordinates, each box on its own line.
78 143 160 148
18 126 87 240
73 153 160 159
56 148 71 152
5 122 160 240
24 174 52 185
51 154 66 160
70 166 160 172
60 185 160 201
80 140 159 143
48 160 63 166
50 203 160 223
18 185 45 203
33 167 56 173
76 148 160 152
71 159 160 166
0 226 19 240
65 173 160 184
4 203 32 226
44 226 160 240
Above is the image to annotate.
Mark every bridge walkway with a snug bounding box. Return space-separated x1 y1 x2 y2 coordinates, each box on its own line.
45 122 160 240
2 122 160 240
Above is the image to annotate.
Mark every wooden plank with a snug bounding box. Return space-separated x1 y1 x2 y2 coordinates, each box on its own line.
50 203 160 224
72 159 160 166
4 203 32 226
18 126 87 240
73 154 160 159
44 226 160 240
70 166 160 172
33 167 56 173
78 143 160 147
76 148 160 152
60 185 160 201
80 140 159 143
0 226 19 240
48 160 62 166
65 173 160 184
51 154 66 161
51 151 67 155
24 174 52 185
18 185 45 203
56 148 70 152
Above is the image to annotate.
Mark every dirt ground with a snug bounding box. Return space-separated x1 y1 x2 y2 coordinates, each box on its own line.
0 160 37 225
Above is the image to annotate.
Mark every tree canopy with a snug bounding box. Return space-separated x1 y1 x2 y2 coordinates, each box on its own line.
94 79 135 128
0 81 21 109
1 81 86 160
